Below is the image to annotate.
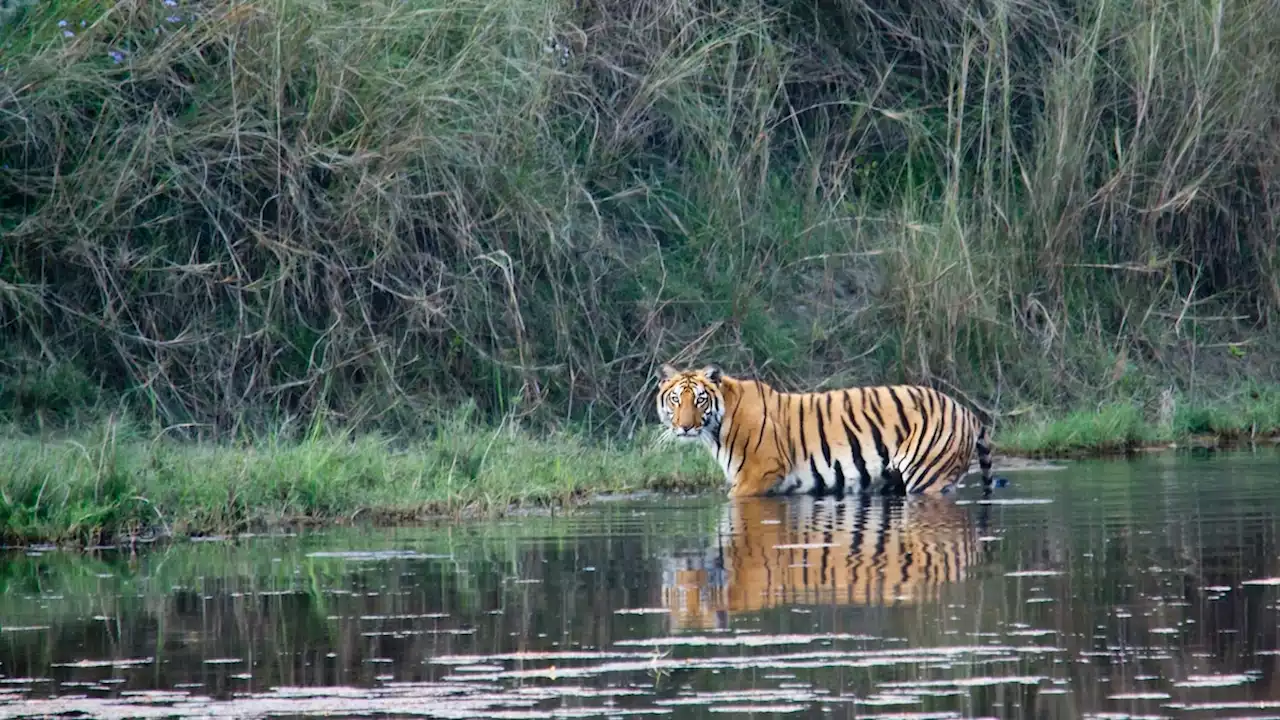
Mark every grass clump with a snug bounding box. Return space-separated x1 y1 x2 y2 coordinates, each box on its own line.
1000 404 1153 457
0 413 716 546
1001 388 1280 457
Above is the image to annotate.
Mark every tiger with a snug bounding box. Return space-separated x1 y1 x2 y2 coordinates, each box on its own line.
660 494 991 630
655 363 1005 497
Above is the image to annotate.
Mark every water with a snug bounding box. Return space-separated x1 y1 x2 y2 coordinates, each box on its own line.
3 450 1280 718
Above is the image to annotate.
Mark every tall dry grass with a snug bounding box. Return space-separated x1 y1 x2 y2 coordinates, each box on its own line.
2 0 1278 438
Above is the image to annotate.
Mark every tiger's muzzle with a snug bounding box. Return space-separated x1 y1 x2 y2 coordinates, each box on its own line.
671 424 702 438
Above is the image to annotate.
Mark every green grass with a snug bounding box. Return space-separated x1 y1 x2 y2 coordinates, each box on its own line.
0 413 718 546
1000 404 1153 457
5 383 1280 547
1000 386 1280 457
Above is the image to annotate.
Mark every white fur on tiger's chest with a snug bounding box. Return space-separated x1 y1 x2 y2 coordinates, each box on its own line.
707 417 918 496
707 433 892 496
772 447 889 496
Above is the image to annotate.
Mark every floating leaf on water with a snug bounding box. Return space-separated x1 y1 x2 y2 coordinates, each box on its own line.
304 551 451 560
1174 701 1280 711
613 608 670 615
957 498 1054 505
878 676 1047 689
431 651 651 664
358 613 449 620
1173 674 1254 688
615 633 878 647
857 694 922 706
844 707 957 712
451 664 504 673
708 704 807 713
51 658 153 668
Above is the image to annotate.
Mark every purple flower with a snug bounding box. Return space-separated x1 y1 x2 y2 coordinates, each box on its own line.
108 50 125 64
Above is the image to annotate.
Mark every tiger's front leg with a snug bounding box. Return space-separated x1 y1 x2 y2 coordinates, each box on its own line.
727 461 788 497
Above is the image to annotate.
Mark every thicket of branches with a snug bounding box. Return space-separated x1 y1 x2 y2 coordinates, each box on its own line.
2 0 1278 437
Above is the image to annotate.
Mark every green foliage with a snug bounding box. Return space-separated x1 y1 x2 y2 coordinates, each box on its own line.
0 358 101 427
1 0 1278 440
1001 387 1280 457
1000 403 1153 457
1172 386 1280 439
0 413 717 545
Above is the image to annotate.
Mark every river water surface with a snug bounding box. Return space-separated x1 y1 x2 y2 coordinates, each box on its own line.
3 450 1280 718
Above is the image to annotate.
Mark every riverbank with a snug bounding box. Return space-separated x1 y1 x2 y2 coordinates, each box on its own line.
5 389 1280 547
998 389 1280 457
0 415 715 547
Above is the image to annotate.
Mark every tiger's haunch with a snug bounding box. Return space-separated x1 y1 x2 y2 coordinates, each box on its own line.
655 364 996 497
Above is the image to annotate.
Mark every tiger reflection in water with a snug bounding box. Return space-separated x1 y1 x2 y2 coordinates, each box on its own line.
661 495 993 630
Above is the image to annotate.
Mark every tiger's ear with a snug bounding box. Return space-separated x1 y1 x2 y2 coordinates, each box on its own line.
659 363 680 381
701 365 723 384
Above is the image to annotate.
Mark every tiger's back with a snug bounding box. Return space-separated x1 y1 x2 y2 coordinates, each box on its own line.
758 383 989 496
656 364 997 497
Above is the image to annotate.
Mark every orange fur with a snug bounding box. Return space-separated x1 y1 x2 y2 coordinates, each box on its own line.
661 496 989 630
655 364 996 496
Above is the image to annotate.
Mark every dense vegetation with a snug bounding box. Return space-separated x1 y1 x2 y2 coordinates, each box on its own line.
3 0 1280 545
2 0 1277 441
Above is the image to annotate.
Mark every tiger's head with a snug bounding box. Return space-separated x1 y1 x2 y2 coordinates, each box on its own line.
656 363 725 441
